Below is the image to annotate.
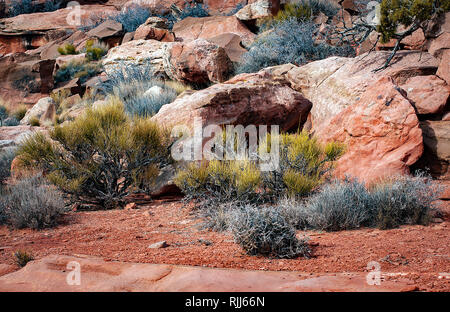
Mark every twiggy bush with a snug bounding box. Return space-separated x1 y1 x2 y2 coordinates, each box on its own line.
55 60 102 84
228 204 310 258
283 173 441 231
84 40 108 62
237 18 354 74
16 99 172 209
372 173 440 229
57 43 78 56
2 174 67 230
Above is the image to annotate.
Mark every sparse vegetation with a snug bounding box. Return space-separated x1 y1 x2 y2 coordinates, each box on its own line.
84 40 108 62
98 63 178 117
14 250 34 267
237 18 354 74
7 0 61 17
57 43 78 56
29 117 40 127
2 174 67 230
54 60 102 84
0 105 7 126
228 204 310 258
17 99 172 209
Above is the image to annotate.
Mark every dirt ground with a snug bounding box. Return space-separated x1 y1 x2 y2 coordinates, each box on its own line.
0 200 449 291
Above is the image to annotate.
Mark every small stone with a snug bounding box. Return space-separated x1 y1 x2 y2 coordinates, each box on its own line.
148 241 169 249
125 203 137 210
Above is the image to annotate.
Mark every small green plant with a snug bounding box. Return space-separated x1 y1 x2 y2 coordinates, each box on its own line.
85 40 108 61
57 43 78 56
228 204 310 259
29 117 40 127
14 250 34 267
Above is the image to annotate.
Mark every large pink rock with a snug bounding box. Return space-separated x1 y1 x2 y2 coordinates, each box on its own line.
400 75 449 115
163 39 233 84
152 70 312 132
280 51 439 133
173 16 256 45
314 77 423 184
0 255 414 292
206 33 248 62
437 49 450 84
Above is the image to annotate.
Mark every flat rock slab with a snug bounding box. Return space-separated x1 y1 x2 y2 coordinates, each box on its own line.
0 255 416 292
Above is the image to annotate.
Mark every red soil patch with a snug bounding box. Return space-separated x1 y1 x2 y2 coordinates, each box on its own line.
0 200 449 291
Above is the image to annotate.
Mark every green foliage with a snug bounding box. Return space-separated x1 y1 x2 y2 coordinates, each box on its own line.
29 117 40 127
16 99 172 208
228 204 310 259
11 105 28 121
84 40 108 62
2 174 67 230
57 43 78 56
14 250 34 267
378 0 450 42
175 131 345 206
54 60 102 84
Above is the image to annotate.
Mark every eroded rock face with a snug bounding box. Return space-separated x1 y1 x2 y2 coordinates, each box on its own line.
282 51 439 133
235 0 280 21
437 49 450 84
206 33 248 62
419 120 450 179
163 39 233 84
400 75 449 115
173 16 256 45
134 17 175 42
152 70 312 132
314 77 423 184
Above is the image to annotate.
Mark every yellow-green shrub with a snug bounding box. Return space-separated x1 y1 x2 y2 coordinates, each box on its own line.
17 98 171 209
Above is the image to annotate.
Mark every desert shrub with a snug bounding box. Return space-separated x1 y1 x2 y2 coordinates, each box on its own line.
164 80 192 95
11 105 28 121
0 148 15 184
284 173 441 231
57 43 78 56
175 159 262 205
2 174 67 230
0 105 7 126
226 2 246 16
160 1 210 29
301 179 374 231
7 0 61 17
16 99 172 208
14 250 34 267
54 60 102 84
29 117 40 127
260 132 345 200
111 4 151 32
228 204 310 258
175 131 344 207
372 173 440 229
237 18 354 74
84 40 108 61
3 117 20 126
12 74 40 95
99 63 177 117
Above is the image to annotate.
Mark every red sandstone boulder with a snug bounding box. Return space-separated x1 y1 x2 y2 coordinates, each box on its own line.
280 51 439 133
152 70 312 132
134 17 175 42
437 49 450 84
163 39 233 85
314 77 423 184
400 75 449 115
419 120 450 179
172 16 256 45
206 33 248 63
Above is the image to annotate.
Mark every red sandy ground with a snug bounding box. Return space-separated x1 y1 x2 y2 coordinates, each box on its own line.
0 200 449 291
